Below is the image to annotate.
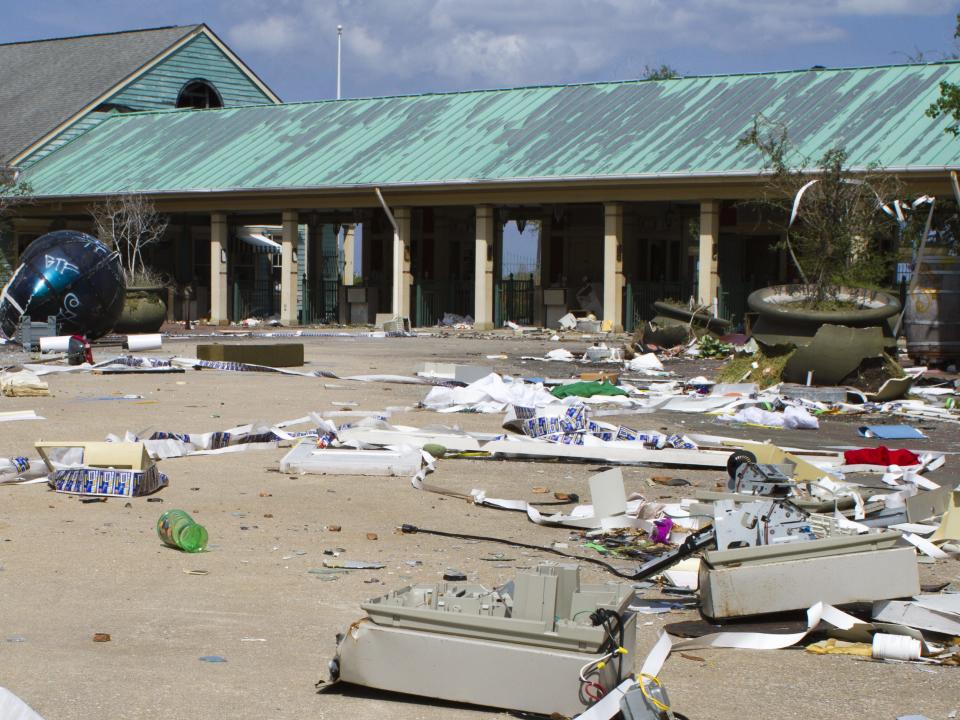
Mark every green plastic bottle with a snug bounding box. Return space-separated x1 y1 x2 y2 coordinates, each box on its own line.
157 509 208 553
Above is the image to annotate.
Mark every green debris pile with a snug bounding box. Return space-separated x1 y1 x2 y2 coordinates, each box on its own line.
716 348 796 389
550 380 628 400
697 335 734 359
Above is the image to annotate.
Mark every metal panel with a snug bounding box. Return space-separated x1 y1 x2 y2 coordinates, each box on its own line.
22 33 275 167
22 62 960 198
110 34 272 110
700 545 920 620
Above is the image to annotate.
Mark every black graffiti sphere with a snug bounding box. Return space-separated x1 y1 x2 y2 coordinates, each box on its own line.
0 230 126 340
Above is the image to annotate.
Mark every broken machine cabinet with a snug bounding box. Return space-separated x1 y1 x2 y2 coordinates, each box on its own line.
712 498 817 551
544 288 568 329
322 564 637 717
726 449 797 497
699 531 920 620
15 315 60 351
347 286 375 325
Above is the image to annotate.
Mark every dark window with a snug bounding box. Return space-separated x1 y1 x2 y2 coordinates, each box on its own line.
176 80 223 109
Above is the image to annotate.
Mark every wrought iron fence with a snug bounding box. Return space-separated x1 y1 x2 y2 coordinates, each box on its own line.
414 280 473 327
717 281 753 330
495 274 535 326
232 269 278 321
623 280 754 331
623 281 692 332
300 275 340 325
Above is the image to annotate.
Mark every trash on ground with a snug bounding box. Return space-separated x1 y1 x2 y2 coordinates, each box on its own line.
0 371 49 397
322 563 636 716
35 441 168 498
321 559 386 570
157 510 208 553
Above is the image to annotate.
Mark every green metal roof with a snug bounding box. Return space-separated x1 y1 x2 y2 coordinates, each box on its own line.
21 61 960 198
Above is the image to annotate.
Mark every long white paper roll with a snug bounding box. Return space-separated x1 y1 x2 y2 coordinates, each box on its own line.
39 336 71 353
126 334 162 351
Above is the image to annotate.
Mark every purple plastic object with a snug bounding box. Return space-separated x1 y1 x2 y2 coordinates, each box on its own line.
651 517 673 544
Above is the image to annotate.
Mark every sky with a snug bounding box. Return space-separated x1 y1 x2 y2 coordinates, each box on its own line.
1 0 958 103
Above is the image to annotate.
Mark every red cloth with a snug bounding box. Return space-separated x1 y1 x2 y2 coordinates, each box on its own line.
843 446 920 466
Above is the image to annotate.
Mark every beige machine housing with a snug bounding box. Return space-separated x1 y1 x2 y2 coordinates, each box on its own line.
325 564 638 716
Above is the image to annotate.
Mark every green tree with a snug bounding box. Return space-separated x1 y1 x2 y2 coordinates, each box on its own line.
926 13 960 134
0 169 32 220
0 169 33 237
641 64 680 80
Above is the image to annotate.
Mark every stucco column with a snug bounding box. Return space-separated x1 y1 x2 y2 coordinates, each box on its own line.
474 205 494 330
209 212 228 325
698 200 720 309
391 208 411 317
281 210 299 326
603 203 624 331
342 224 355 285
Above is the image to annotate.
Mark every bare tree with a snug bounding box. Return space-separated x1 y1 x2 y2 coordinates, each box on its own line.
738 114 902 305
90 193 169 285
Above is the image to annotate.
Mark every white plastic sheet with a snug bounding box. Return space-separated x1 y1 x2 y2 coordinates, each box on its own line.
422 373 558 413
626 353 663 372
0 688 44 720
720 405 820 429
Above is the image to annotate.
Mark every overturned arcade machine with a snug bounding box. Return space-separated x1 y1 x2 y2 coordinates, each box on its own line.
321 563 636 717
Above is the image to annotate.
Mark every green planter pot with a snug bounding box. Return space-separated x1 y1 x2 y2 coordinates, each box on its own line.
113 286 167 334
748 284 900 348
652 300 732 335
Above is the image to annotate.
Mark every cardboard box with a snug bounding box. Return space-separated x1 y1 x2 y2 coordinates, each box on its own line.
35 441 167 498
579 371 620 384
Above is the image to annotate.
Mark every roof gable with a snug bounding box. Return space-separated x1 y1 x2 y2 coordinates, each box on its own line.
21 61 960 198
19 30 281 168
0 25 201 162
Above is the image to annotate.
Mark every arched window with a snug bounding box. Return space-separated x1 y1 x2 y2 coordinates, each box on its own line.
176 80 223 109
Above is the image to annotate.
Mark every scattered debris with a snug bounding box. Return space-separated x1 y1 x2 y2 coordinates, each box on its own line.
322 564 636 716
36 441 168 498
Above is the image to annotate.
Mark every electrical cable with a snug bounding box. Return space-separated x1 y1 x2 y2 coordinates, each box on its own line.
399 522 717 583
638 674 671 714
398 523 642 579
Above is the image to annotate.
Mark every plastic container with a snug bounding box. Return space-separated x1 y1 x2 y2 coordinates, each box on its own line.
157 509 208 553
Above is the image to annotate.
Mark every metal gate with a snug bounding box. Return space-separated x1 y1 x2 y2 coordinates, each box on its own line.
232 259 279 321
494 275 534 326
300 275 339 324
415 279 473 327
623 281 693 332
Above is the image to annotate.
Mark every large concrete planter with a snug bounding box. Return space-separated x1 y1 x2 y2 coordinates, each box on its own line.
747 284 900 348
112 286 167 334
652 300 732 335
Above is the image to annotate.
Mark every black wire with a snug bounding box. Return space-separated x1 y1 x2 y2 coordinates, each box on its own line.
399 523 641 579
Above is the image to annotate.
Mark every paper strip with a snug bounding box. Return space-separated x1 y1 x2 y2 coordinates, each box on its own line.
903 533 950 559
0 411 44 423
639 602 858 678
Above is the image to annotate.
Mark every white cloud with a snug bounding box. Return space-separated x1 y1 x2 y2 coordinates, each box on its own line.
226 14 306 50
219 0 956 94
834 0 954 14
